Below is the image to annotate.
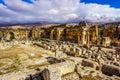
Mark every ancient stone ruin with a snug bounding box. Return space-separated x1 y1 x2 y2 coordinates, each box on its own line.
0 21 120 80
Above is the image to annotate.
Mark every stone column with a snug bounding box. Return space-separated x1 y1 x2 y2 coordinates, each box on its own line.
95 25 99 40
95 26 99 44
57 31 61 41
87 31 90 45
38 31 41 38
81 30 84 44
82 30 87 45
50 30 54 40
25 31 28 41
77 32 80 44
36 31 40 39
32 31 35 39
34 31 37 38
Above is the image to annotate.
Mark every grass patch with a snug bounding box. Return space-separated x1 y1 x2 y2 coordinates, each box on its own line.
11 55 21 65
0 55 22 75
5 64 19 73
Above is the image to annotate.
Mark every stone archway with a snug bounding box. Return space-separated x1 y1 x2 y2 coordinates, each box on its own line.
6 32 15 41
9 32 15 40
53 30 57 40
50 29 57 40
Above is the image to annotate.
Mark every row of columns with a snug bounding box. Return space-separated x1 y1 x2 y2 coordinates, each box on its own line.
78 29 90 45
50 28 98 45
50 28 64 41
32 30 42 39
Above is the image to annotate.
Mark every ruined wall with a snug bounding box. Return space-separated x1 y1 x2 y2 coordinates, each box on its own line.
101 37 111 46
18 30 30 40
48 24 99 45
89 25 99 44
103 27 115 39
65 28 78 43
0 28 30 41
0 22 99 45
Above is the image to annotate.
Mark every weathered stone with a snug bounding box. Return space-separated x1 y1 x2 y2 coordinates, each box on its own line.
47 61 75 76
41 68 61 80
62 72 80 80
38 61 76 80
75 48 82 57
66 57 83 65
102 64 120 77
55 50 67 59
81 59 99 69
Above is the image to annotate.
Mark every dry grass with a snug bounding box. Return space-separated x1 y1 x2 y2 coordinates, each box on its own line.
0 44 54 75
0 55 21 75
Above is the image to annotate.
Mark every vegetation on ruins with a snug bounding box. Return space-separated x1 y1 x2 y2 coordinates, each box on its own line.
0 55 21 75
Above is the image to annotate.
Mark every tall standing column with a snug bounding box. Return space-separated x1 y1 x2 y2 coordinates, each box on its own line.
32 31 35 39
82 30 87 45
57 31 61 41
95 26 99 43
50 30 54 40
87 31 90 45
25 31 28 41
77 32 80 44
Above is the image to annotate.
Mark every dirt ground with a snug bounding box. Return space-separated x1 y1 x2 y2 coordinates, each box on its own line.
0 44 54 75
0 44 53 58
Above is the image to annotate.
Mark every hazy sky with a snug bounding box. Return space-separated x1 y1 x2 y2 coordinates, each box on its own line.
0 0 120 24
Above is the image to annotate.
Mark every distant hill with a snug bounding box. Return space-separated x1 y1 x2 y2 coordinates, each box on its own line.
0 21 120 28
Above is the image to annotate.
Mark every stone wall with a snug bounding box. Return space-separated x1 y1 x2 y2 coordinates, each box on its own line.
49 23 99 45
0 22 99 45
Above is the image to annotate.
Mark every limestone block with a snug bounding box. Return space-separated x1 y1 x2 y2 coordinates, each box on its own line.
55 50 67 59
42 68 61 80
81 59 99 69
46 61 75 76
40 61 75 80
70 47 76 53
102 64 120 77
69 47 77 56
66 57 83 65
75 48 82 57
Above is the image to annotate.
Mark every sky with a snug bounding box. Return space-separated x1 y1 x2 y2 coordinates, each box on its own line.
0 0 120 24
81 0 120 8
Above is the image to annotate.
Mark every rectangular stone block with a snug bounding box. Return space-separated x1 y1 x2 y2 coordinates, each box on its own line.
81 59 99 69
48 61 75 76
41 68 61 80
102 64 120 77
41 61 75 80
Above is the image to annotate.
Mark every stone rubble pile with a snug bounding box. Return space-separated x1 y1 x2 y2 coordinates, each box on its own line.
0 40 119 80
25 57 120 80
34 40 120 67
